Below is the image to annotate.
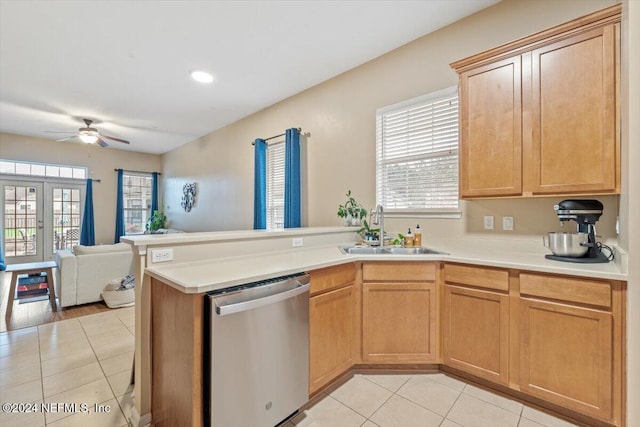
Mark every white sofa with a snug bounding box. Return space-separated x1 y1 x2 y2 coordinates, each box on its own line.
55 243 134 308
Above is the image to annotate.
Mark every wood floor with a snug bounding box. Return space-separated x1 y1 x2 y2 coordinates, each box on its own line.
0 271 113 332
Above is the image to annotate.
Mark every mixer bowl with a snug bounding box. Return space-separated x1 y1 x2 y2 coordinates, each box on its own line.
543 232 589 257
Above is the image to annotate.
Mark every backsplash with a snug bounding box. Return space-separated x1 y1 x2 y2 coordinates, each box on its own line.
383 195 619 242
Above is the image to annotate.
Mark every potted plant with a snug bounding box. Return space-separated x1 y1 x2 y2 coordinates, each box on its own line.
358 219 379 242
146 207 167 233
337 190 367 226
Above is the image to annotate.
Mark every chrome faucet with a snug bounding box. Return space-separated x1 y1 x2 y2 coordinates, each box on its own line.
373 204 384 247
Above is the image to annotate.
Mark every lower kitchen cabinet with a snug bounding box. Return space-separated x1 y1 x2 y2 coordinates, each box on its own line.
520 298 612 419
442 264 510 386
519 272 624 424
443 284 510 385
361 262 437 363
308 264 358 394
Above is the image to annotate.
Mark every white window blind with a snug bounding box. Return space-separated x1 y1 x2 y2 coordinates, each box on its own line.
376 86 459 214
266 142 285 229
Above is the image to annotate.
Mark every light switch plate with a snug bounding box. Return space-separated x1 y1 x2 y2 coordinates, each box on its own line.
483 216 494 230
503 216 514 231
292 237 304 247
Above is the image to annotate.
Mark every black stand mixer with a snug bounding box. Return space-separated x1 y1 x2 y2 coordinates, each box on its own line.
545 199 611 263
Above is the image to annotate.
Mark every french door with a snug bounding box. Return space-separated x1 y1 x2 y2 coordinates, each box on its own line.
2 179 85 263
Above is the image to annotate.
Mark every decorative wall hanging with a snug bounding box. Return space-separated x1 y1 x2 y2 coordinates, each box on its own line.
181 183 197 212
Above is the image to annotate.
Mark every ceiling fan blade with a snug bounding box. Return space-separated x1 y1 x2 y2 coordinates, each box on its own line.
56 136 78 142
45 131 76 134
100 134 130 144
96 137 109 148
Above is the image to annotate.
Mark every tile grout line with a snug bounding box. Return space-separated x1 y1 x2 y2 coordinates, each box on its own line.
363 384 397 424
36 324 45 426
41 315 123 426
437 380 465 426
42 319 90 426
357 373 412 424
517 402 525 426
83 311 132 425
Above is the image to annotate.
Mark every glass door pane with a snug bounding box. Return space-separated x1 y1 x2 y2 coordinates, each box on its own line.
1 180 44 264
51 186 82 251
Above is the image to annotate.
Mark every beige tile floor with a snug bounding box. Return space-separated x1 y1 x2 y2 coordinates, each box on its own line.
0 307 134 427
287 373 580 427
2 307 579 427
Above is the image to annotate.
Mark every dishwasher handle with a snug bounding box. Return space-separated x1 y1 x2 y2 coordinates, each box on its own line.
215 282 310 316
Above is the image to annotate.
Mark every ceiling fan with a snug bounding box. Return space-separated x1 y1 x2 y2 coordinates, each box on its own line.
46 119 130 147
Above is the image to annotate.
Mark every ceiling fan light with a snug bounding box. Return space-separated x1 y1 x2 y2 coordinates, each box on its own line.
190 70 214 84
79 133 98 143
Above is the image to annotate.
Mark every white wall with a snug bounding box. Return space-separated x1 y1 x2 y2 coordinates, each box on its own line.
0 132 162 244
161 0 619 242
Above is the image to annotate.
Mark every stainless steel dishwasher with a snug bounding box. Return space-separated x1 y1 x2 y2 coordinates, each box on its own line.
205 273 310 427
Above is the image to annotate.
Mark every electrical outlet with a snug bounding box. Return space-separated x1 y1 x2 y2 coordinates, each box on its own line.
503 216 514 231
292 237 304 247
483 215 494 230
151 248 173 263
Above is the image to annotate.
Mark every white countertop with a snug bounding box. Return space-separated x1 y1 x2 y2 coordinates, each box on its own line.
145 237 627 294
122 226 356 247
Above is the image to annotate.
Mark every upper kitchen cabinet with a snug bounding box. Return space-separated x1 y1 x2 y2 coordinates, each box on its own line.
459 55 523 197
451 4 621 199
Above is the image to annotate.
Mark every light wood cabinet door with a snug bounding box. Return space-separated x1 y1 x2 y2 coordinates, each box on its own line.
528 24 618 194
459 55 522 197
520 298 612 420
362 282 436 363
309 285 356 394
443 284 509 385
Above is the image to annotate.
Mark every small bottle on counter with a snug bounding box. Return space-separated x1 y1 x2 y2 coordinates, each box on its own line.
405 228 414 247
414 224 422 247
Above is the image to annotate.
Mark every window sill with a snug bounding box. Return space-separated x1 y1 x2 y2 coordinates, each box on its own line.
383 210 462 219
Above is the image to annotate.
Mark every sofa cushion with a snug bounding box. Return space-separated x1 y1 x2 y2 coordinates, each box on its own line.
73 243 131 255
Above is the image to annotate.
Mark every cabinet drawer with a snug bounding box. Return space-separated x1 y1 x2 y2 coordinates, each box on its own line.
520 273 611 308
309 263 356 296
362 262 435 282
444 263 508 292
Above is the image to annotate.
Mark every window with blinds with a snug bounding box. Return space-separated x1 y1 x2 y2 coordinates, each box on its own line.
376 86 459 214
266 142 285 229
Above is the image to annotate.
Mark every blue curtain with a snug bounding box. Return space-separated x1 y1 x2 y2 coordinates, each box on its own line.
151 172 159 213
0 227 5 271
80 179 95 246
284 128 301 228
253 139 267 229
114 169 125 243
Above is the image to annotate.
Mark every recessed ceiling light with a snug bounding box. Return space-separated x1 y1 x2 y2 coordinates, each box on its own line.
190 70 214 84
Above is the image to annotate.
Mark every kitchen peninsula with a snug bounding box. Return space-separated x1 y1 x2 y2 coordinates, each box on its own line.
123 227 627 427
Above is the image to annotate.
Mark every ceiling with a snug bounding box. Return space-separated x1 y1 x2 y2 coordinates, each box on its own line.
0 0 498 155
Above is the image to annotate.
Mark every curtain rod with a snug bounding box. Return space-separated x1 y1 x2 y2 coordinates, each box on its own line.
90 179 101 183
114 169 162 175
251 127 303 145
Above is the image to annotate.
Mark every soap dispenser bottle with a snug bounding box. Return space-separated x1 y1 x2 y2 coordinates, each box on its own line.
405 228 414 247
414 224 422 247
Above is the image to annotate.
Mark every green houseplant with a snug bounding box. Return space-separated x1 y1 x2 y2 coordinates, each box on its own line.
337 190 367 226
146 207 167 233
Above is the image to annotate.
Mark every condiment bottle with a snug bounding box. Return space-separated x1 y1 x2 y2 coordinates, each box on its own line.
414 224 422 247
405 228 414 247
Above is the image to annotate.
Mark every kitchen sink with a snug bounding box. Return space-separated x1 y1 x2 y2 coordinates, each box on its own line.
382 246 447 255
339 246 448 255
341 246 387 254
